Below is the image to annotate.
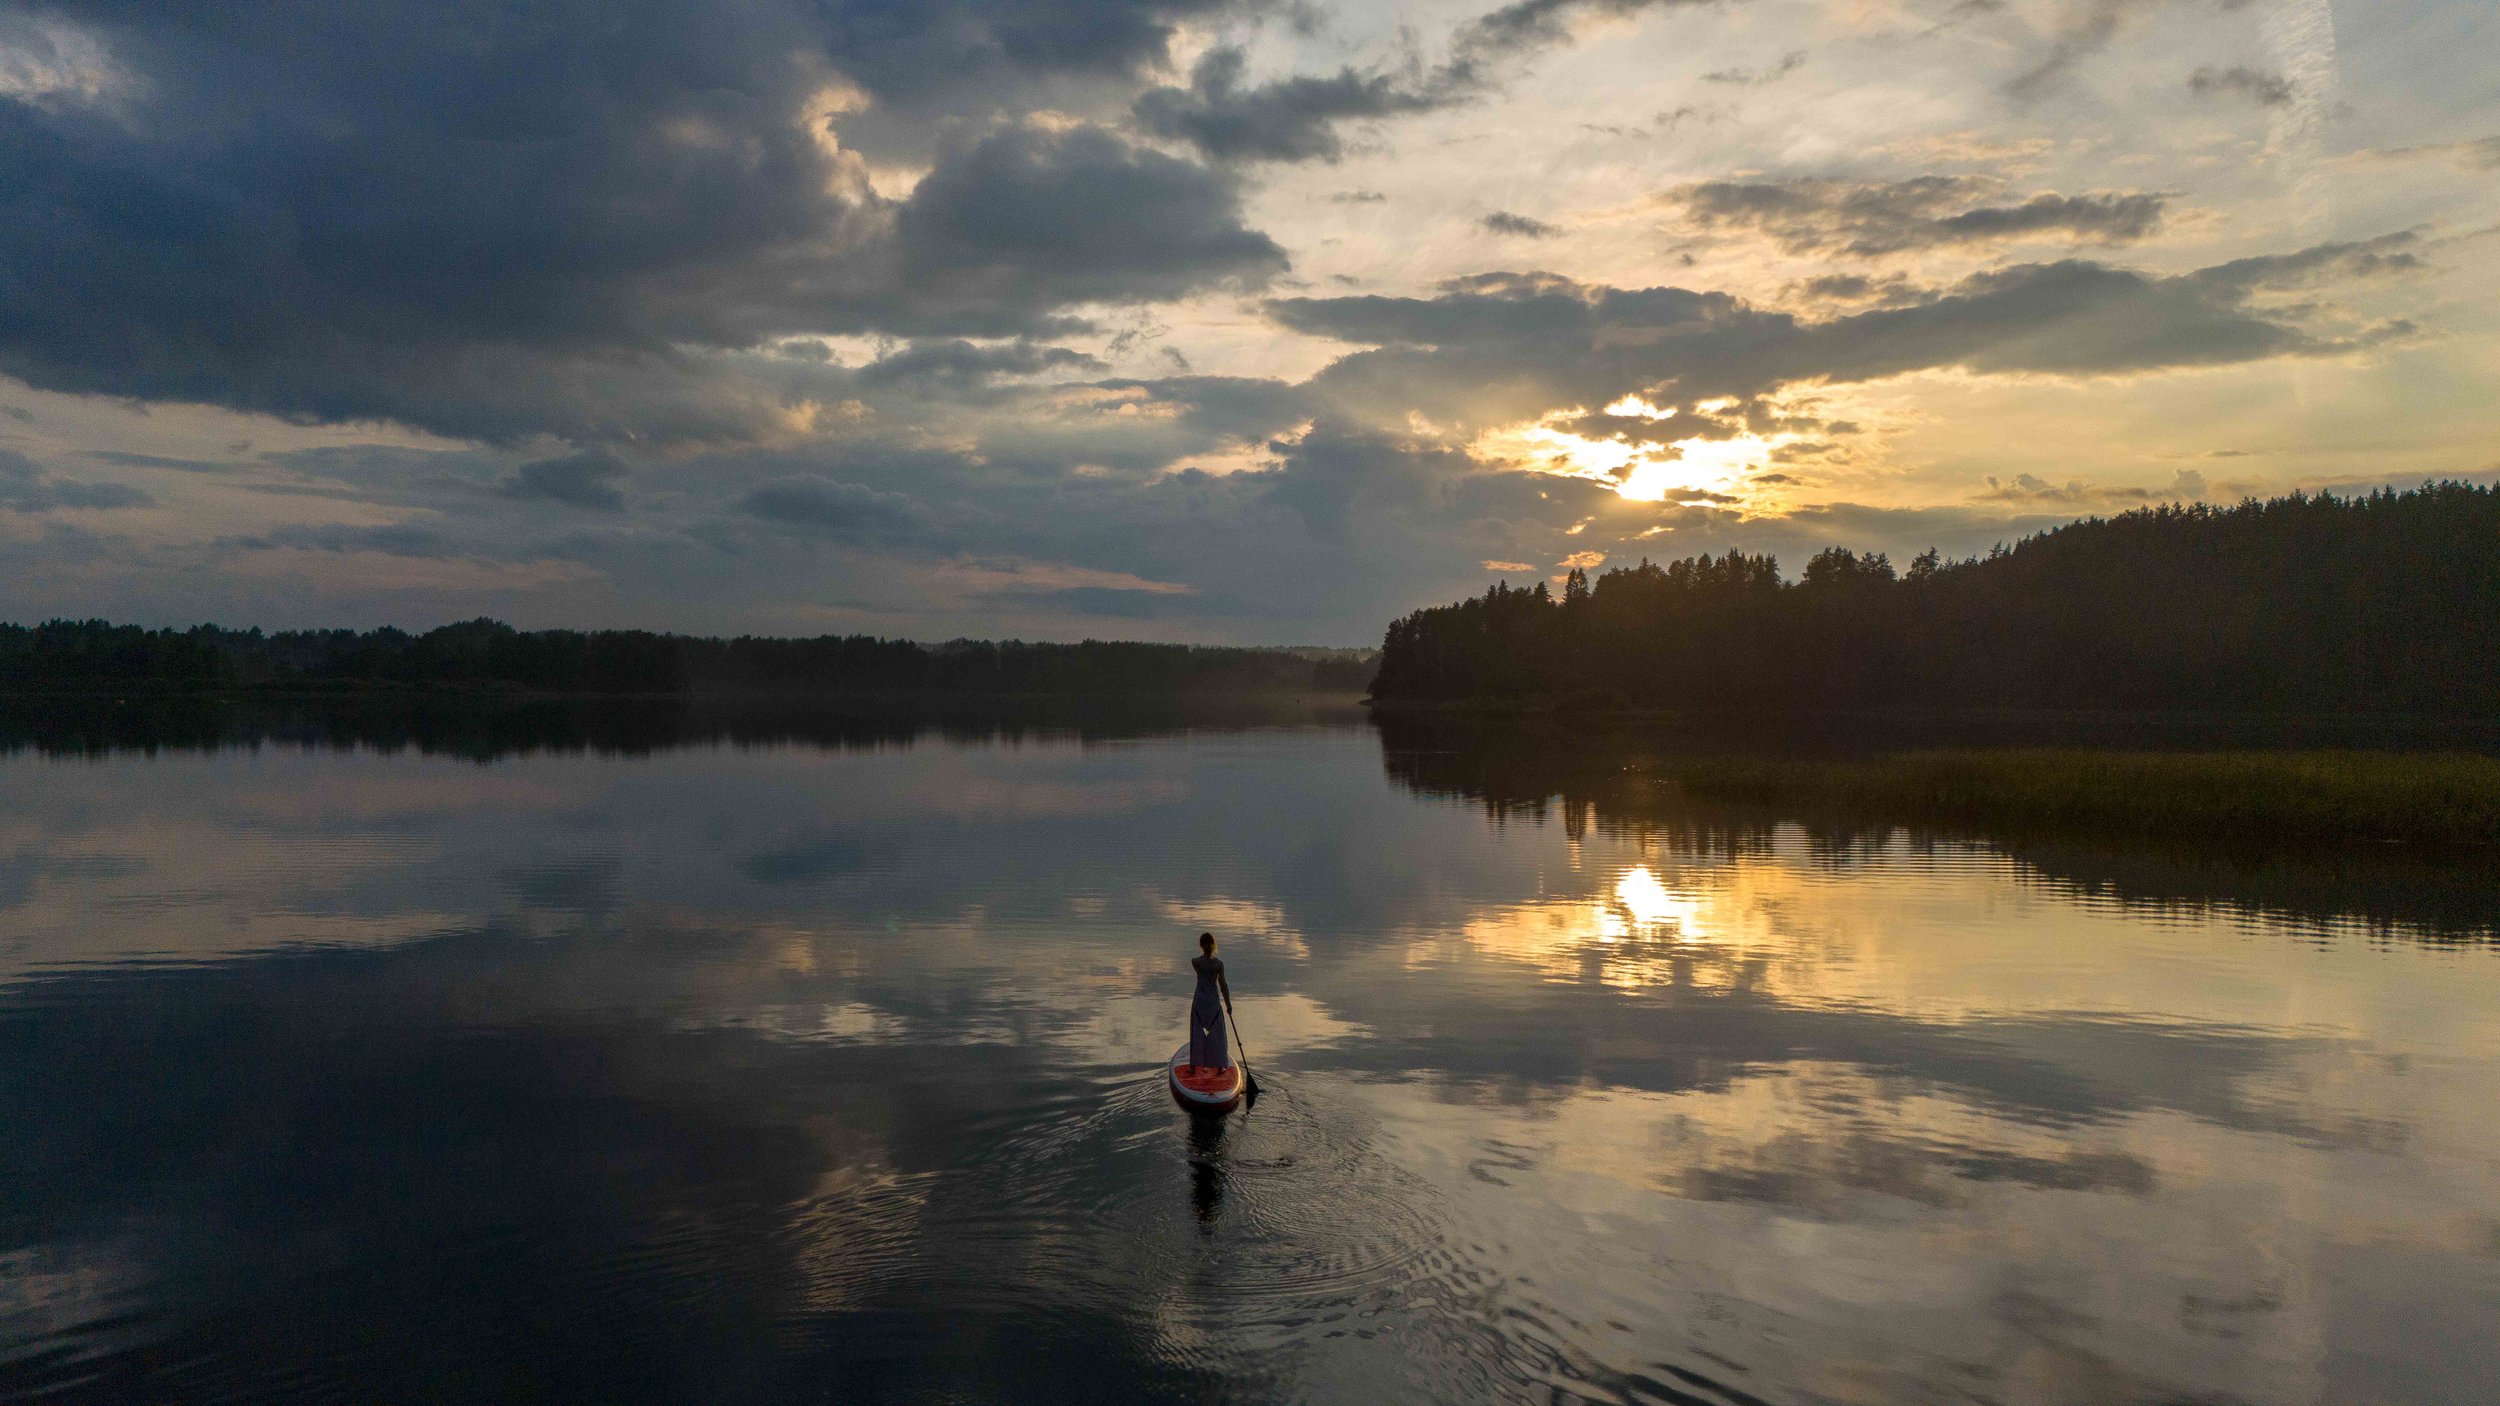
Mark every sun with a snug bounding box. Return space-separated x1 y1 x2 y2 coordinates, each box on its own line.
1615 435 1777 501
1474 408 1787 504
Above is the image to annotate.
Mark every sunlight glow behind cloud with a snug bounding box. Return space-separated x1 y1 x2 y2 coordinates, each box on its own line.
1478 414 1788 505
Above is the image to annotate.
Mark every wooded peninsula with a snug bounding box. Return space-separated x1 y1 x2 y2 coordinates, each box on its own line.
1368 482 2500 715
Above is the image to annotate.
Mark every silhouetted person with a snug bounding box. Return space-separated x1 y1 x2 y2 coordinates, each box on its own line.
1187 931 1231 1072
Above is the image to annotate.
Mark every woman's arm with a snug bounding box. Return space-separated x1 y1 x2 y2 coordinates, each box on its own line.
1217 964 1231 1010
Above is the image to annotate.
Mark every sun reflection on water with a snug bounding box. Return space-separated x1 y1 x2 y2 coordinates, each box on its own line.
1607 865 1688 932
1431 863 1783 992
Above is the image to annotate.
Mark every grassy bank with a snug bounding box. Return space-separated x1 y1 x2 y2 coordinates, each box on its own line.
1676 749 2500 850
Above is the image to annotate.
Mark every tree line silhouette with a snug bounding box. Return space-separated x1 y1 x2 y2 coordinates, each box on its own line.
1369 482 2500 714
0 618 1378 697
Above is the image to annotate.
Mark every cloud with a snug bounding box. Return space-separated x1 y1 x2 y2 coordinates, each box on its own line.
1133 46 1441 163
1918 0 2006 38
1558 394 1842 448
2343 135 2500 173
0 3 1281 444
1702 51 1806 85
1671 177 2168 256
1134 0 1723 165
1268 235 2417 436
811 0 1241 117
892 124 1286 318
497 449 631 511
1977 468 2207 504
2004 0 2160 101
1443 0 1722 81
2188 65 2293 107
0 448 152 511
1482 559 1538 571
2184 231 2424 291
836 553 1216 620
1785 273 1922 308
738 476 926 536
86 450 232 473
854 339 1106 390
1479 211 1559 237
233 522 458 558
576 415 1598 637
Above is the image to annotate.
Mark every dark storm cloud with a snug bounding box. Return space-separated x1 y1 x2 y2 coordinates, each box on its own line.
1269 235 2415 432
19 0 1227 138
1091 374 1319 444
2187 64 2293 106
1673 176 2169 256
738 476 926 535
855 340 1107 391
1134 0 1723 164
1480 211 1559 237
892 124 1287 318
497 449 632 511
1443 0 1719 78
0 448 152 511
1133 46 1443 163
0 3 1279 443
1271 270 1699 348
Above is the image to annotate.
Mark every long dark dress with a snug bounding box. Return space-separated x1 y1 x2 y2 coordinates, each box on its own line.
1188 954 1229 1069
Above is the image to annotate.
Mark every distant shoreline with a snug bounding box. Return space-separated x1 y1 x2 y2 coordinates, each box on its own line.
0 683 1375 701
0 618 1381 698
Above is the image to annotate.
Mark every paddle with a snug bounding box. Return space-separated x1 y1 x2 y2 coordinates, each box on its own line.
1224 1001 1262 1108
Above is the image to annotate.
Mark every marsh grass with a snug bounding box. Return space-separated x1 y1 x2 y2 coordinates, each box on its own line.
1676 749 2500 851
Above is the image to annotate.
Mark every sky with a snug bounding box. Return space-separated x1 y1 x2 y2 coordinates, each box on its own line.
0 0 2492 644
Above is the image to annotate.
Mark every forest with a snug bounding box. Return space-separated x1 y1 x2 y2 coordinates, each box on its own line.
1367 482 2500 715
0 619 1377 698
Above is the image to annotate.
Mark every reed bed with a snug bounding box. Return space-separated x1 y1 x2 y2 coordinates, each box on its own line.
1676 749 2500 850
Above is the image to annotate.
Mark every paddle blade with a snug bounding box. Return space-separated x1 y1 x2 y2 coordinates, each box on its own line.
1241 1069 1261 1107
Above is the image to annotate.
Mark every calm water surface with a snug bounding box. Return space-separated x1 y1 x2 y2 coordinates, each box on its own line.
3 711 2497 1404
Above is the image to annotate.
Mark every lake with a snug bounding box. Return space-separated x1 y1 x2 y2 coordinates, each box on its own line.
3 704 2497 1404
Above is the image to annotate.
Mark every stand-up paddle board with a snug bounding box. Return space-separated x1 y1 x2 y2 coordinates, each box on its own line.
1168 1043 1242 1113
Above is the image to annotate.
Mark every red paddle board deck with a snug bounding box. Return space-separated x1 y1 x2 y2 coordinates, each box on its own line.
1168 1044 1241 1109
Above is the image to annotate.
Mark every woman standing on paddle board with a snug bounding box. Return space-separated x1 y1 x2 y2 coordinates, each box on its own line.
1187 932 1231 1073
